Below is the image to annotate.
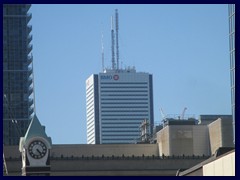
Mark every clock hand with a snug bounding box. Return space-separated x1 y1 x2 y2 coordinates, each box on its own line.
36 149 41 155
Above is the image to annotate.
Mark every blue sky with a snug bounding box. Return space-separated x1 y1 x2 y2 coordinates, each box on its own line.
30 4 231 144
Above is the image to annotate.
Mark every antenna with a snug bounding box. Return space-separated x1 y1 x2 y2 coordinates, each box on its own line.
111 16 115 70
115 9 119 70
101 32 105 72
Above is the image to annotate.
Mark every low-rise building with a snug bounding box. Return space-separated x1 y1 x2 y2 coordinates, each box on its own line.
157 119 210 156
208 117 234 155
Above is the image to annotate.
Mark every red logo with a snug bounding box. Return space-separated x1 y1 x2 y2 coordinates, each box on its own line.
113 75 119 80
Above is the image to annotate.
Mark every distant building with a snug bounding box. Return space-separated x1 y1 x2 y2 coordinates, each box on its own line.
198 115 232 125
86 9 154 144
208 117 234 155
86 68 154 144
157 115 233 157
3 4 35 145
157 119 210 157
228 4 235 144
4 115 234 176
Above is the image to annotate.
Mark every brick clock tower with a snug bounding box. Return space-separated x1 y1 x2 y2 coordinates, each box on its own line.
19 115 52 176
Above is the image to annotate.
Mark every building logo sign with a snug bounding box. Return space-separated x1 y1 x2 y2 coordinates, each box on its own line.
101 74 119 81
101 75 112 80
113 75 119 80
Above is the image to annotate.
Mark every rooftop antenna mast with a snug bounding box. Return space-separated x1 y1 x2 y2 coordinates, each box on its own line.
115 9 119 70
111 16 115 70
101 32 105 72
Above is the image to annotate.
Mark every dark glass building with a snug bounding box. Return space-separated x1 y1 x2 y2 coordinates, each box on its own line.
3 4 35 145
228 4 235 144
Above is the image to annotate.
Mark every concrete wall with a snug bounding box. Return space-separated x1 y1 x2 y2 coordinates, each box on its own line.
203 151 235 176
208 118 234 155
157 127 169 156
51 144 159 157
4 145 209 176
157 125 210 156
169 125 193 156
199 115 232 125
4 144 158 159
192 126 210 156
4 156 208 176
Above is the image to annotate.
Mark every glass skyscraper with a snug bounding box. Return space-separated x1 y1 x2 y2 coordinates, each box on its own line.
3 4 35 145
228 4 235 144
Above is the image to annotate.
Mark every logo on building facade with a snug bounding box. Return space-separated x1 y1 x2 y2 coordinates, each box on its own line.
101 75 119 81
113 75 119 80
101 75 112 80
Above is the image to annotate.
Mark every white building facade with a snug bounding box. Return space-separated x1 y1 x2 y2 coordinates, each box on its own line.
86 68 154 144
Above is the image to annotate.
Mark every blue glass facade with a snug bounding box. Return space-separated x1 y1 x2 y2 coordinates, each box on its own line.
3 4 35 145
228 4 235 144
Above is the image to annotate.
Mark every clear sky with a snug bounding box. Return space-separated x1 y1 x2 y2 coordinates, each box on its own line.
30 4 231 144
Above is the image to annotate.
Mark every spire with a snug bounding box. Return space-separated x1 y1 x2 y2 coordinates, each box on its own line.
19 115 52 152
115 9 119 70
111 16 115 70
101 32 105 72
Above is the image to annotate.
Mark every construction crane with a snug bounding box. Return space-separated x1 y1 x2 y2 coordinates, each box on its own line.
160 108 167 123
181 107 187 120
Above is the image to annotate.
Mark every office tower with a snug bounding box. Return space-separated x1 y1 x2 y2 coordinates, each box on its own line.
3 4 35 145
86 9 154 144
228 4 235 144
86 69 154 144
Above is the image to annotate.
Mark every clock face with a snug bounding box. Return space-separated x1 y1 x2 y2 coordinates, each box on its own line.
28 140 47 159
